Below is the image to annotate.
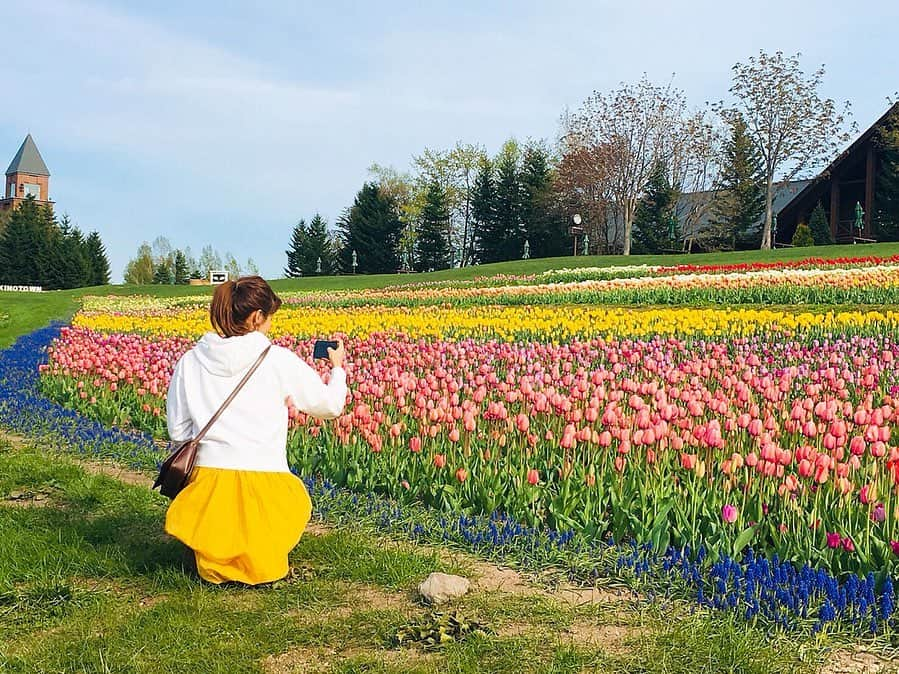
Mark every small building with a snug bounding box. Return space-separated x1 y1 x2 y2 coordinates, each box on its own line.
0 134 52 212
776 102 899 243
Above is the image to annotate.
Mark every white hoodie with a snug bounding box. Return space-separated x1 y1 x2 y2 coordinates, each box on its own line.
166 330 347 472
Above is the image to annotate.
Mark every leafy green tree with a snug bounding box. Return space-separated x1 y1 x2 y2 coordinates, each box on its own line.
124 243 155 285
337 183 403 274
84 232 111 285
173 249 190 284
708 115 766 249
633 160 679 254
152 261 174 284
808 203 833 245
284 219 307 277
520 144 565 258
224 253 241 280
199 245 222 279
791 222 815 247
415 181 451 271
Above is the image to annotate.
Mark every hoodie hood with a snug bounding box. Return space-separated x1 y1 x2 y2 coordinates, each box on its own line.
193 331 271 377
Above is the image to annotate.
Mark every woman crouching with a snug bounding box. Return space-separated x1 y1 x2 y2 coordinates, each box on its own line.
164 276 346 584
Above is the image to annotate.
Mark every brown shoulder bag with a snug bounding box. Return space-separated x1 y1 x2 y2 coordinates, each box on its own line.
153 346 271 499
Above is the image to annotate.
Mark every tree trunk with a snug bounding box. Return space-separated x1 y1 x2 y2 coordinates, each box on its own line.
623 203 633 255
761 177 774 250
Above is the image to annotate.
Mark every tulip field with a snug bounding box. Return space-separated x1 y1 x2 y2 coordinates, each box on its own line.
17 252 899 634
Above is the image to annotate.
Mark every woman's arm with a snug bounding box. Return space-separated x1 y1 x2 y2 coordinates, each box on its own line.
166 358 193 441
283 351 347 420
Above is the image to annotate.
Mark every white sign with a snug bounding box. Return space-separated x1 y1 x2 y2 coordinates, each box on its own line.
0 284 42 292
209 270 228 285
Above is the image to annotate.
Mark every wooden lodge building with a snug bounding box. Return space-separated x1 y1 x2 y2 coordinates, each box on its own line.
775 102 899 244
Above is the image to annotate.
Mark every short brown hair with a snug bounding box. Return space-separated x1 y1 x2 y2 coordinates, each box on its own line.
209 276 283 337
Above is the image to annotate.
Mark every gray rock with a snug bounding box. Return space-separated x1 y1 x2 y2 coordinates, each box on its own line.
418 572 470 605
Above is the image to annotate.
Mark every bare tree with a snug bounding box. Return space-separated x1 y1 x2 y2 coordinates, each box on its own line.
555 140 623 253
669 111 721 251
563 76 693 255
716 51 851 249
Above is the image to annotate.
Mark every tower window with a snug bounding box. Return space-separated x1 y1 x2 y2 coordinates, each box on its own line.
24 183 40 199
7 183 13 198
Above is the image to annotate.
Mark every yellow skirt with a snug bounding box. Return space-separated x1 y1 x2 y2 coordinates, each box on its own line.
164 466 312 585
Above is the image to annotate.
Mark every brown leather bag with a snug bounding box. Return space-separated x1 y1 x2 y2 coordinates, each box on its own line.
153 346 271 499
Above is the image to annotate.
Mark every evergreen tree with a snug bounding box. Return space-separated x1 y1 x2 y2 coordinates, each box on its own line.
492 141 525 262
0 197 45 285
520 144 566 258
708 115 766 250
124 243 155 284
337 183 403 274
84 232 111 285
471 159 499 263
633 160 679 254
50 215 90 289
303 214 335 275
792 222 815 247
284 219 308 277
415 181 451 271
152 261 174 284
808 203 833 245
173 250 190 284
875 108 899 241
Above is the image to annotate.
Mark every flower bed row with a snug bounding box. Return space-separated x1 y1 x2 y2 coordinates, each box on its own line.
41 318 899 578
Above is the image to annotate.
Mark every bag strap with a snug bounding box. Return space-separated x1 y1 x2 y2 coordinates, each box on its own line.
194 345 271 443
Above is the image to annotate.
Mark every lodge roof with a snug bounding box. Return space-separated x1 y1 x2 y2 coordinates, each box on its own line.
778 101 899 216
6 134 50 177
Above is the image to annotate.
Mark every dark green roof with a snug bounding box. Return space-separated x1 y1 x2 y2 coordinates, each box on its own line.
6 134 49 176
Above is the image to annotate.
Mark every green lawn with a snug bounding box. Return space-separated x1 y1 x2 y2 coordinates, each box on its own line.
3 242 899 348
0 439 831 673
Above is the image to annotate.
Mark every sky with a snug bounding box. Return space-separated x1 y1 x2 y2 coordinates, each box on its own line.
1 0 897 282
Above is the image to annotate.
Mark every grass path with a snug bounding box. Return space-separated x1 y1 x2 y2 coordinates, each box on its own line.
0 433 848 674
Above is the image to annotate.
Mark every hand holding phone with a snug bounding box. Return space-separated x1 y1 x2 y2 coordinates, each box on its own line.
313 339 345 368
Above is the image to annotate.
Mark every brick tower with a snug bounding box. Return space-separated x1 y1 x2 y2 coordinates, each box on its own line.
1 134 51 211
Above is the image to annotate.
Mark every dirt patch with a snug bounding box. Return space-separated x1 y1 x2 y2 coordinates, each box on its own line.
76 460 152 488
263 645 438 674
821 649 899 674
561 622 636 654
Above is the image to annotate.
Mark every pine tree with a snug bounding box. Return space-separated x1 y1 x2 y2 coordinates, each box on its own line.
708 115 766 250
284 219 307 277
472 159 499 263
152 261 174 284
0 197 65 287
792 222 815 247
808 203 833 245
173 250 190 284
337 183 403 274
415 181 451 272
633 160 679 254
85 232 111 285
303 214 335 275
520 144 565 258
492 141 524 262
0 197 44 285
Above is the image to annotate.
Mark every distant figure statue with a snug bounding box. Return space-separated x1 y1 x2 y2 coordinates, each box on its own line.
523 239 530 260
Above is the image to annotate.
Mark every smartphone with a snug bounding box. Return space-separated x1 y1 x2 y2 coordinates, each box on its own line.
313 340 339 360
